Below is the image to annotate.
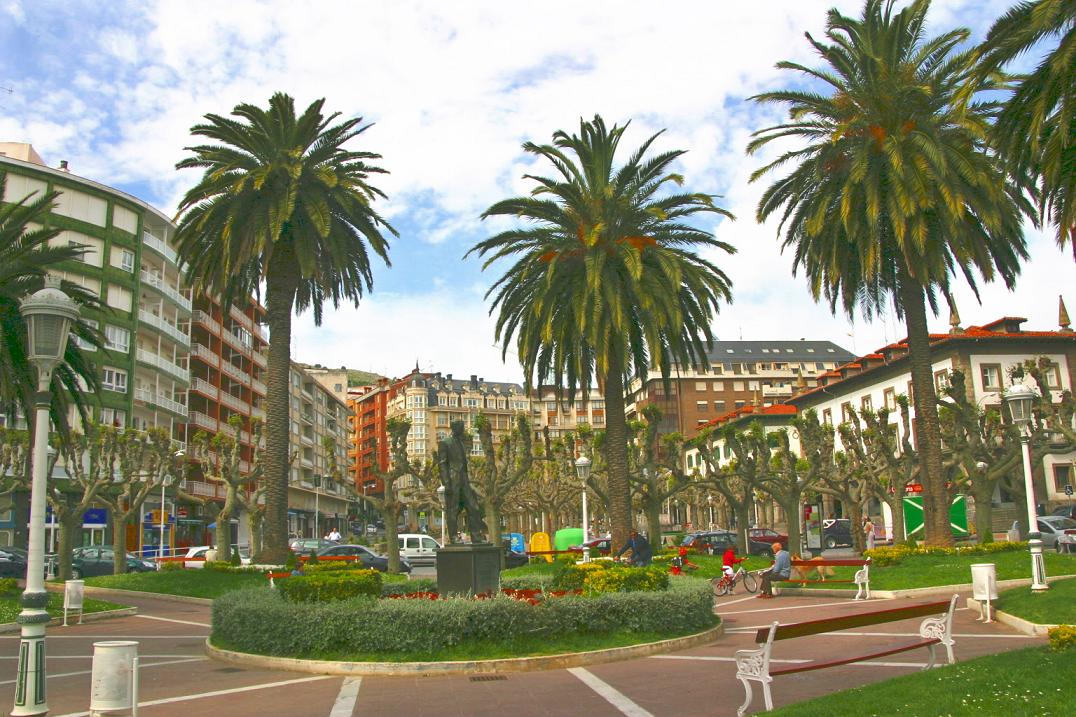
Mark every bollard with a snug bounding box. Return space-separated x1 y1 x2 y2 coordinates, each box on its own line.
63 580 85 626
89 641 139 716
970 563 998 623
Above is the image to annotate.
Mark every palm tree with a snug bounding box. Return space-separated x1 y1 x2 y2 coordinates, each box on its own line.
979 0 1075 256
748 0 1034 546
174 93 396 562
468 115 735 550
0 170 102 437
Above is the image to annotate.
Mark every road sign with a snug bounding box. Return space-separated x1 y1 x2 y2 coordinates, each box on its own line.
1065 484 1073 497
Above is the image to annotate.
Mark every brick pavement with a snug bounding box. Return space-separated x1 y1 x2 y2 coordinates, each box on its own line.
0 588 1042 717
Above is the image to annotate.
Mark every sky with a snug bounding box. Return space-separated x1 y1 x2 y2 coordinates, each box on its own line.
1 0 1070 385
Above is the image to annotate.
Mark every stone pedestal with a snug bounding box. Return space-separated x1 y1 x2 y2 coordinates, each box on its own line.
436 543 501 596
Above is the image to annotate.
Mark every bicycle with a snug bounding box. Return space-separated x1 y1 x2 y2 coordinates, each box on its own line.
711 565 758 596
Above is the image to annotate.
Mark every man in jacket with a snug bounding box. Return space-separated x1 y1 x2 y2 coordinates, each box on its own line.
758 542 791 598
615 530 652 566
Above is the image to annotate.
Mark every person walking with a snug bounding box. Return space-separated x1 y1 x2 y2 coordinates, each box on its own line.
863 517 875 551
757 542 791 599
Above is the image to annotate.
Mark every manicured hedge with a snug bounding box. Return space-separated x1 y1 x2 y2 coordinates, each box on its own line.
865 541 1029 567
213 576 714 658
277 570 382 603
551 561 669 595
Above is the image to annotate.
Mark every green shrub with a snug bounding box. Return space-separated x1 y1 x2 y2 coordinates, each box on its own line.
1048 625 1076 651
213 575 713 658
303 561 363 575
864 541 1028 567
229 550 241 567
284 552 298 571
381 578 435 596
551 561 668 595
160 561 184 572
278 570 382 603
501 575 553 591
306 551 319 565
0 577 18 596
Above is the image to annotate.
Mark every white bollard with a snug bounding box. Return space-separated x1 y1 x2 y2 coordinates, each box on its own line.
89 641 139 716
971 563 998 623
64 580 85 626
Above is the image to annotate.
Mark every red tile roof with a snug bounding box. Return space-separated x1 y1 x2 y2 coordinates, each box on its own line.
700 403 798 429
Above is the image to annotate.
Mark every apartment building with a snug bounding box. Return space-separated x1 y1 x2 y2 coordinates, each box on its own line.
288 362 354 538
301 364 350 404
347 368 424 498
625 340 855 438
528 385 608 440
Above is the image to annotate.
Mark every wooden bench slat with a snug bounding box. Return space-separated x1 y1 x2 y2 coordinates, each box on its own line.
789 559 869 567
755 600 952 642
770 638 939 676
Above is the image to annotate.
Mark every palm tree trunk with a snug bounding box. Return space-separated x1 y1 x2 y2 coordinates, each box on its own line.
898 277 953 547
259 248 300 564
602 353 632 553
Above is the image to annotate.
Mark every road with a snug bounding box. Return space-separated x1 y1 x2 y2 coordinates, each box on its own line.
0 586 1042 716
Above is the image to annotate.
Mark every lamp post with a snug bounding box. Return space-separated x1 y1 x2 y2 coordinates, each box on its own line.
574 455 592 562
157 450 183 568
313 476 321 539
1004 383 1049 592
14 277 79 716
436 485 446 545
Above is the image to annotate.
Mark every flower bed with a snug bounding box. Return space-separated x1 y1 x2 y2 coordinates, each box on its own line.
864 541 1028 567
212 576 714 659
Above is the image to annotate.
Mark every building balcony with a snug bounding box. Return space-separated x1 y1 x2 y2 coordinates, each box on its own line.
229 305 253 329
138 310 190 348
136 348 189 383
192 309 221 334
185 479 227 500
300 412 314 425
189 410 217 433
762 384 794 397
301 433 314 446
251 377 267 395
142 232 178 265
251 405 265 419
251 350 267 369
218 421 237 438
140 270 191 313
220 360 248 384
190 342 218 368
219 390 250 414
190 377 218 400
133 387 188 417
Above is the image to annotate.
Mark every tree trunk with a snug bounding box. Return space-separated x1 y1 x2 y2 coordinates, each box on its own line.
57 514 78 581
885 494 907 544
602 353 632 552
733 501 752 554
777 495 801 556
259 248 300 564
215 486 237 563
843 498 865 554
899 277 953 547
485 501 504 568
384 493 402 573
111 515 127 574
971 484 996 544
644 498 663 554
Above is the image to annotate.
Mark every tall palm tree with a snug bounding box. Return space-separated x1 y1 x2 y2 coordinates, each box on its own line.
174 93 396 562
468 115 735 551
980 0 1075 256
748 0 1034 546
0 170 102 437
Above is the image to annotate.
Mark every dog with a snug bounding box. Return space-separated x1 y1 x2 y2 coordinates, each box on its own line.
789 554 836 583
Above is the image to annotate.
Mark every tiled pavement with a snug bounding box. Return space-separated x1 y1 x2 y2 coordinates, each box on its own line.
0 588 1043 716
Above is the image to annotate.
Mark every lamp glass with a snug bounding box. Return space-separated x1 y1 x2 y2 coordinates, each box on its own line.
29 313 71 361
1003 385 1035 427
574 455 591 483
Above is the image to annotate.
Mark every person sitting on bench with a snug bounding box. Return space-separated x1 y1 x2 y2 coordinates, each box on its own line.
757 542 791 599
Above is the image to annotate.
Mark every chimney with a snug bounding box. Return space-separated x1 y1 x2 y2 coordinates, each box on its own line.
58 160 70 172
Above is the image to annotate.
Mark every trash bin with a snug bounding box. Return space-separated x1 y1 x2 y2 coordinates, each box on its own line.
970 563 998 623
89 641 138 716
1006 520 1021 542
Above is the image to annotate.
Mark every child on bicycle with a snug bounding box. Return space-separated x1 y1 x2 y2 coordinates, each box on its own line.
722 545 745 579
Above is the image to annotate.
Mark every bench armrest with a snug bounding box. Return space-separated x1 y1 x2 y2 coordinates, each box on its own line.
918 594 958 664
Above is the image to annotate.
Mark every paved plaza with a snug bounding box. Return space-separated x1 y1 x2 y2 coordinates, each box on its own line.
0 588 1042 717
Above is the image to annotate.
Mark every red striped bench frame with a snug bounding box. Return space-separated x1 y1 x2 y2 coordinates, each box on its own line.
734 594 958 715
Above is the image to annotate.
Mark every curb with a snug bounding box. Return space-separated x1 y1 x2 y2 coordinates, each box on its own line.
0 607 138 634
964 598 1060 636
44 583 213 606
777 573 1075 600
205 622 725 676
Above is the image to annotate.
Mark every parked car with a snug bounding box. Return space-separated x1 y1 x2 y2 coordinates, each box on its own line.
289 538 333 556
822 519 854 549
1037 516 1076 553
1050 505 1076 521
568 535 612 555
181 545 252 568
396 534 440 566
0 548 27 578
70 547 155 578
748 528 789 549
504 545 529 569
681 530 772 556
315 544 412 573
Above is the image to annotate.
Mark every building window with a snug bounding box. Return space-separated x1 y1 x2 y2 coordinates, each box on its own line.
102 368 127 393
1053 464 1072 494
841 402 854 423
119 249 135 273
436 414 448 426
99 407 126 427
104 325 130 353
292 372 301 388
714 400 726 413
883 388 896 411
334 383 342 393
748 380 760 391
732 381 745 392
696 401 707 412
979 364 1002 392
1042 362 1062 389
695 382 707 392
71 320 98 351
822 408 833 426
934 370 950 393
449 395 459 407
734 400 745 409
861 395 873 413
463 398 480 408
712 381 724 391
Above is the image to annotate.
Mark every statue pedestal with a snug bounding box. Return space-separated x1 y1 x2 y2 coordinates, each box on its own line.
436 543 501 596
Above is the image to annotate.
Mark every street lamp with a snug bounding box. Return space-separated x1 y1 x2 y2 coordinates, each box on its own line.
313 476 321 539
14 277 79 716
436 484 446 545
1004 383 1048 592
574 455 592 562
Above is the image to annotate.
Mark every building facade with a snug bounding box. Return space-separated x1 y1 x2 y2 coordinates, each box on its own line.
625 340 855 438
528 385 607 441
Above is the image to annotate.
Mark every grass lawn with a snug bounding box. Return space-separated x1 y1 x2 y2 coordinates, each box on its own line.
0 593 126 624
78 570 267 599
995 576 1076 625
795 549 1076 591
212 617 720 663
768 645 1074 717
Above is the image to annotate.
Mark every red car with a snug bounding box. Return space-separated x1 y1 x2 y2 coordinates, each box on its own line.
748 528 789 548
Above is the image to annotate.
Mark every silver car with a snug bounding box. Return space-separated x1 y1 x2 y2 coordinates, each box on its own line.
1037 516 1076 553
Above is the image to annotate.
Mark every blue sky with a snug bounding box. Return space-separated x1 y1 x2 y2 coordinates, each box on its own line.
1 0 1068 383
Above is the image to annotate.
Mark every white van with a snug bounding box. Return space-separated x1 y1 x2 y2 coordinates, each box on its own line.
396 534 441 566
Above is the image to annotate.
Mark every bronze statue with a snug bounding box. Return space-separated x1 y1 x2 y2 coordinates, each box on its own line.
437 419 486 543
